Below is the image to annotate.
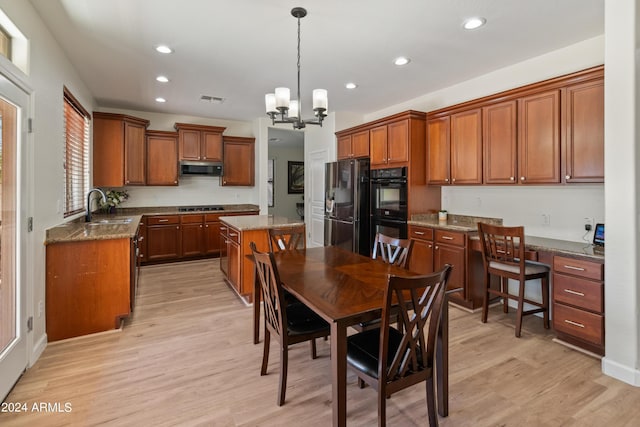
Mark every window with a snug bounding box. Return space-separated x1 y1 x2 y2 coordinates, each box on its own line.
63 87 90 217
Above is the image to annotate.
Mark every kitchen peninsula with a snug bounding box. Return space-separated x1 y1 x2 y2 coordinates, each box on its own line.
219 215 305 303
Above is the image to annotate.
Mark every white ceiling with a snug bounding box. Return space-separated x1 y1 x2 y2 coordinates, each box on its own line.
30 0 604 123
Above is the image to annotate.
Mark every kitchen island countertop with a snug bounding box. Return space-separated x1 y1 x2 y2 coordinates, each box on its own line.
220 215 304 231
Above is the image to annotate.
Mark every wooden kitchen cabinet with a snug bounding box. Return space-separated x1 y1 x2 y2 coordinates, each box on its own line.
222 136 255 186
408 226 434 275
427 116 450 184
93 112 150 187
146 130 179 186
219 223 241 292
205 214 222 255
137 217 147 263
483 100 518 184
146 215 181 261
337 130 369 160
369 120 409 167
369 125 388 166
46 238 132 341
564 79 604 183
517 90 561 184
180 214 205 258
552 255 604 355
434 230 467 300
175 123 226 161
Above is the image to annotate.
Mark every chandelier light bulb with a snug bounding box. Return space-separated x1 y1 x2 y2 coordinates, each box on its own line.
313 89 328 111
275 87 290 109
265 94 277 113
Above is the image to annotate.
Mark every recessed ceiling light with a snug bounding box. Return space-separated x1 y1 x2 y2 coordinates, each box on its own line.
155 97 166 103
394 57 411 66
345 82 358 89
462 17 486 30
155 45 173 54
156 75 169 83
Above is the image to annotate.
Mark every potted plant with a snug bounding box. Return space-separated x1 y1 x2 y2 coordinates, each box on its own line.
99 189 129 213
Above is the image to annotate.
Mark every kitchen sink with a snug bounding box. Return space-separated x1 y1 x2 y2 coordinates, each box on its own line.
89 218 133 225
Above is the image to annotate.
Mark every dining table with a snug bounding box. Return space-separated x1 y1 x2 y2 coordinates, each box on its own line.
252 246 455 426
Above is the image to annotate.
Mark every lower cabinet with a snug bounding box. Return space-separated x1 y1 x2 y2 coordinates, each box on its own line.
146 215 181 261
205 220 222 255
552 255 604 355
408 226 434 274
181 214 205 257
433 229 467 303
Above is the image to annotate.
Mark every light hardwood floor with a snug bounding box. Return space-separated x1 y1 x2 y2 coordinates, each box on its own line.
1 259 639 426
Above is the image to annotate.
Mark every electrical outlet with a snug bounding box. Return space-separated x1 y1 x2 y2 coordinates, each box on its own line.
38 300 44 317
541 214 551 226
584 217 594 231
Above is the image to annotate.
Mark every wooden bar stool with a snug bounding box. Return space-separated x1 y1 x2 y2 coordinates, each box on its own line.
477 223 550 337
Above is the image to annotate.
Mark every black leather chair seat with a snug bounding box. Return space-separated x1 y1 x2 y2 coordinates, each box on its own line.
347 327 425 379
286 302 329 336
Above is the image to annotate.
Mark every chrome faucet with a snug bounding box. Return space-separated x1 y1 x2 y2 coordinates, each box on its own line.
85 188 107 222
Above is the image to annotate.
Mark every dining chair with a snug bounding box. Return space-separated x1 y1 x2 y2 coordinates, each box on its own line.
477 222 550 337
250 242 330 406
355 233 414 332
267 225 306 253
346 264 453 427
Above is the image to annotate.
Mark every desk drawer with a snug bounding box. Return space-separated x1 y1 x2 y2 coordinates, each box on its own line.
409 226 433 241
147 215 180 226
435 230 465 246
553 273 603 313
554 256 603 281
553 303 603 345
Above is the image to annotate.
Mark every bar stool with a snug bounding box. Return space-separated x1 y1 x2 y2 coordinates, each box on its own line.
477 223 550 337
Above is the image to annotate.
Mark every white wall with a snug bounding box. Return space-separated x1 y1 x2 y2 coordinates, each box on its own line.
602 0 640 386
98 107 260 208
0 0 96 364
268 145 304 219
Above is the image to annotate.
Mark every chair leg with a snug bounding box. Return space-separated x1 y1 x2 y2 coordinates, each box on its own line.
261 329 270 375
310 339 317 359
541 275 550 329
426 375 438 427
515 280 526 338
278 345 289 406
501 277 509 313
481 272 490 323
378 385 387 427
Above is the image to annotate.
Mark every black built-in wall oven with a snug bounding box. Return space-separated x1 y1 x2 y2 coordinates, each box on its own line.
370 167 408 244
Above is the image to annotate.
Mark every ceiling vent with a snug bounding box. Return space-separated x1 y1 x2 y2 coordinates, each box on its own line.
200 95 225 104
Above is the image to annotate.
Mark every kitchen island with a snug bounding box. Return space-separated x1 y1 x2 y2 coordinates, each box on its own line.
219 215 305 303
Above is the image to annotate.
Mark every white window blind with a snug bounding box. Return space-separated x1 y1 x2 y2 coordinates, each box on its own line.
63 87 90 217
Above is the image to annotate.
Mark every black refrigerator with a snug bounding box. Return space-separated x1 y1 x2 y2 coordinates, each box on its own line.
324 158 370 256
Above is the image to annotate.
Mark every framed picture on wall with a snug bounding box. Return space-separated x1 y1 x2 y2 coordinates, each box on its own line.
287 161 304 194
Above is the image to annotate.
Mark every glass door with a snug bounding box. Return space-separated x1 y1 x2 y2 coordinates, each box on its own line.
0 72 27 401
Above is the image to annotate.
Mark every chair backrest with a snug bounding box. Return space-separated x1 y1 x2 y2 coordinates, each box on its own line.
371 232 414 268
268 225 306 253
477 222 526 272
250 242 286 338
379 264 452 384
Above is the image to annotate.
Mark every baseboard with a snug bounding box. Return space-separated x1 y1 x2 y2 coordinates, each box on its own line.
552 338 602 360
602 357 640 387
29 333 47 368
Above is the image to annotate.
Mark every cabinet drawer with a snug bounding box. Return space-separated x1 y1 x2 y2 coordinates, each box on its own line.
147 215 180 226
409 226 434 241
205 213 222 222
553 273 603 313
181 214 204 224
227 227 240 243
554 256 603 281
553 303 603 346
435 230 465 246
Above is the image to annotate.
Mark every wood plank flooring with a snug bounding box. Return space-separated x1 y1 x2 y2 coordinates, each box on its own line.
1 259 639 426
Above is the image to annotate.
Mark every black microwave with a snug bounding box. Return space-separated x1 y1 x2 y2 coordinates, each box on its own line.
180 161 223 176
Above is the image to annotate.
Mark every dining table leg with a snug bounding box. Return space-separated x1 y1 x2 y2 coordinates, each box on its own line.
253 265 260 344
330 321 347 427
436 294 450 417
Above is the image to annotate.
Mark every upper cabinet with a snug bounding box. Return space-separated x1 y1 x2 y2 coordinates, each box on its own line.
222 136 255 186
146 131 179 186
93 112 150 187
564 79 604 183
426 65 604 186
518 90 561 184
369 120 409 167
337 130 369 160
174 123 226 162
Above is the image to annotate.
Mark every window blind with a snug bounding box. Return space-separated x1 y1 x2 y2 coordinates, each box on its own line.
63 88 90 217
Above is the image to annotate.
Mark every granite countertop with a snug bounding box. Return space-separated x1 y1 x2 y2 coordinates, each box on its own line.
220 215 304 231
45 204 260 244
45 214 143 245
409 213 503 232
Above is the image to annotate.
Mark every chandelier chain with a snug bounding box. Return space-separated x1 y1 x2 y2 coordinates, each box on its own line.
296 13 301 120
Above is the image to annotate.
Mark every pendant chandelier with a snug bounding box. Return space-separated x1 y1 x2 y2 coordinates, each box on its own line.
265 7 328 130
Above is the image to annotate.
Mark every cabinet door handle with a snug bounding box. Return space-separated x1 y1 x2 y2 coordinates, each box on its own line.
442 236 454 240
176 226 179 229
564 319 585 328
444 178 449 182
205 224 209 228
435 246 439 250
428 244 432 248
566 175 571 180
229 233 237 237
452 178 456 182
174 180 178 184
200 225 203 228
563 265 586 271
509 176 515 181
158 219 169 223
413 231 425 236
138 236 144 241
563 289 585 297
520 176 525 181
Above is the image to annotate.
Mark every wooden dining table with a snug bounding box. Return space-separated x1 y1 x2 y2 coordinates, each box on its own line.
253 246 454 426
